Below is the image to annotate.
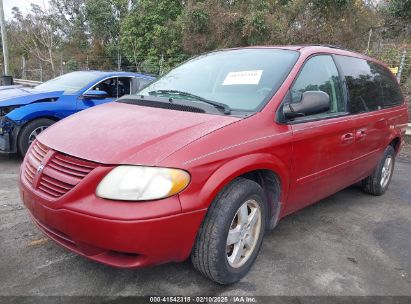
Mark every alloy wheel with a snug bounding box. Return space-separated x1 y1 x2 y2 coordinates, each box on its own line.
380 155 393 188
226 199 262 268
28 126 48 145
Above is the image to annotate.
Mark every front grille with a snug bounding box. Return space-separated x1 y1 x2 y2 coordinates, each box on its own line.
24 141 98 199
24 141 49 184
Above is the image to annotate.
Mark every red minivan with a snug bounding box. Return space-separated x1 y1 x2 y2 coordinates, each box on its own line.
20 46 409 284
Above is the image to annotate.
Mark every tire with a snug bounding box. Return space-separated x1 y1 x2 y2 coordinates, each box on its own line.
191 178 267 284
18 118 54 157
361 145 395 196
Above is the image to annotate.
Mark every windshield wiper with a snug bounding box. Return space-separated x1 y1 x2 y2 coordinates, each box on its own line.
148 90 231 114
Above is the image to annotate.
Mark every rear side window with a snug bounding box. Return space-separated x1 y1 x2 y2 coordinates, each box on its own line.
372 64 404 107
117 77 132 96
334 55 384 114
290 55 345 116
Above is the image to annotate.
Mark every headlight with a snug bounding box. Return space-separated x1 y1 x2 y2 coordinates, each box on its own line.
96 166 190 201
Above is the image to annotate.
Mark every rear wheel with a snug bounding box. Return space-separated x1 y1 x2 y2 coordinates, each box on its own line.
18 118 54 157
191 178 267 284
362 145 395 196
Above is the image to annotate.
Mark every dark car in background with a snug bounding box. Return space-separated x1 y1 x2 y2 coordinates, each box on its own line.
0 71 155 156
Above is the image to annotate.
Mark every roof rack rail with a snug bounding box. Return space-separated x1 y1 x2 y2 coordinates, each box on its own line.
301 44 349 51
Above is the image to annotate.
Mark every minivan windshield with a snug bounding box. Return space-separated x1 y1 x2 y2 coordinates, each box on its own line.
34 72 104 94
138 49 299 112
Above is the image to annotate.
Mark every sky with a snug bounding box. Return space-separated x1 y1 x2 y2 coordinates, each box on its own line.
3 0 49 20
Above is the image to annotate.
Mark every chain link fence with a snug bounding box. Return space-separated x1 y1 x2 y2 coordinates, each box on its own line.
10 53 169 82
10 45 410 81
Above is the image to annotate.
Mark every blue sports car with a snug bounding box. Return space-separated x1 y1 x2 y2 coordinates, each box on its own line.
0 71 155 156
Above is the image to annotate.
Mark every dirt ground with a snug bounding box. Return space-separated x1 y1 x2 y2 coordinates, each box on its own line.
399 141 411 158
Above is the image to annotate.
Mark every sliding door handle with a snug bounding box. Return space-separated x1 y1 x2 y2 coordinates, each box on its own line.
356 129 367 140
341 133 354 143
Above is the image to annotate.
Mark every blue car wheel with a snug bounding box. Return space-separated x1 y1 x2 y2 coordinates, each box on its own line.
18 118 55 157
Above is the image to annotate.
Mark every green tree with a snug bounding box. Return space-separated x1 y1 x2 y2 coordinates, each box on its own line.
120 0 185 73
86 0 129 44
380 0 411 41
11 5 61 77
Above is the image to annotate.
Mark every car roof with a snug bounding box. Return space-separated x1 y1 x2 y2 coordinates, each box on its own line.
240 45 387 67
67 70 155 79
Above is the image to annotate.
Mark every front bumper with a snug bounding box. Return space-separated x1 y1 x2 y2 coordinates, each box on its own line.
0 116 19 153
0 132 11 152
20 180 207 268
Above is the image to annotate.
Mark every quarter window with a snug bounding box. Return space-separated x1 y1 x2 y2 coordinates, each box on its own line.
334 56 385 114
372 64 404 107
290 55 345 117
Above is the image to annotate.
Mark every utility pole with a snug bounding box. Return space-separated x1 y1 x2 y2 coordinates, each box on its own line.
365 28 372 54
22 56 26 79
60 53 64 75
397 48 407 83
39 61 43 82
159 54 164 76
117 47 121 71
0 0 10 76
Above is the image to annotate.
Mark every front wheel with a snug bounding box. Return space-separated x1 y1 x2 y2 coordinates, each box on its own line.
362 145 396 196
191 178 267 284
18 118 54 157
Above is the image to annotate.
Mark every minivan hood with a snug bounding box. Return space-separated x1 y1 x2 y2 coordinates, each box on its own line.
38 102 240 165
0 87 64 107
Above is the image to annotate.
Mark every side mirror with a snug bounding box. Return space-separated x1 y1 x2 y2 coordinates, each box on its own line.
82 90 108 100
283 91 330 119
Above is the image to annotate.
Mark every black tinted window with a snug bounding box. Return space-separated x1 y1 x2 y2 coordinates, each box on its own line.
93 78 118 98
372 64 404 107
290 55 345 117
335 56 384 114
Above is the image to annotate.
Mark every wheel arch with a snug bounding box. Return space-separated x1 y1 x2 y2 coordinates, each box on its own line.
17 115 59 139
181 153 290 229
239 169 282 229
16 116 59 154
389 137 401 154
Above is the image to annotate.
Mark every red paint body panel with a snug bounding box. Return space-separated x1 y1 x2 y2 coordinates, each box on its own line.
38 102 239 165
285 116 357 214
20 46 409 268
22 181 206 266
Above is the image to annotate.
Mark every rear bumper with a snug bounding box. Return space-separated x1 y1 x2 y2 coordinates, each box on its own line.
21 182 207 268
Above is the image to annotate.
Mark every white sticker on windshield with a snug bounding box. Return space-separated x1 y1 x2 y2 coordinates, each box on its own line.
222 70 263 85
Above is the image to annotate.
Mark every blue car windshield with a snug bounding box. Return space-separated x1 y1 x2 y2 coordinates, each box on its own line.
34 72 104 94
138 49 299 112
